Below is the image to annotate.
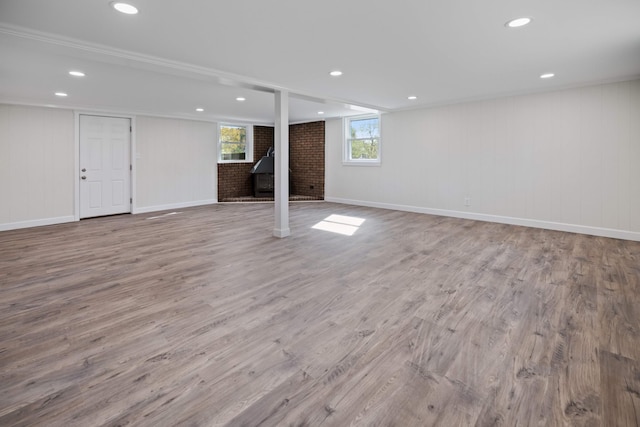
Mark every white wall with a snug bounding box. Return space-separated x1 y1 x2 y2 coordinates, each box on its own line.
135 116 217 213
0 104 75 230
326 79 640 240
0 105 218 230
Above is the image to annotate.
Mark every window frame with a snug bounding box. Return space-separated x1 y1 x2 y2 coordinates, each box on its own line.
218 123 254 164
343 114 381 166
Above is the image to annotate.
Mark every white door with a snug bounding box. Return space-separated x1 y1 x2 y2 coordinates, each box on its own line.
80 115 131 219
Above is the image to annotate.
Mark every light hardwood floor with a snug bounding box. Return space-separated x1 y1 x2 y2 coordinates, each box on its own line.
1 202 639 426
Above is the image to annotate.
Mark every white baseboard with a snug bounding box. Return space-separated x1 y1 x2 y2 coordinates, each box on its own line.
0 215 76 232
325 197 640 242
133 199 217 215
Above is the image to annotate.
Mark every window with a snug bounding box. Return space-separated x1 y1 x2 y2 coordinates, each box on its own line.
344 115 381 164
219 124 253 163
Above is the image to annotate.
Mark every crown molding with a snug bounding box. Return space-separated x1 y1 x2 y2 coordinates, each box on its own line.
0 97 275 126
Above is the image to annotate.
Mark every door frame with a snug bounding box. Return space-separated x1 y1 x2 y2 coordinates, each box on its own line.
74 111 137 221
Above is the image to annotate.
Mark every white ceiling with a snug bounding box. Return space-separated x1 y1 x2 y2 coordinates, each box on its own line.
1 0 639 124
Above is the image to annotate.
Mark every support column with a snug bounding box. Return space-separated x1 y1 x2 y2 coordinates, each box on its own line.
273 90 290 238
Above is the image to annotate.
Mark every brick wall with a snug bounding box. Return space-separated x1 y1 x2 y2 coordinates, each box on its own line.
217 122 325 200
253 125 274 162
217 126 274 200
290 121 325 198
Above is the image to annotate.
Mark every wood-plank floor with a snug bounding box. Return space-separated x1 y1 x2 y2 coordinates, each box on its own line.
1 202 639 426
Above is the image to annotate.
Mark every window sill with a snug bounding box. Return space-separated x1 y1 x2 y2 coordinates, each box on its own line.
218 160 254 164
342 161 381 167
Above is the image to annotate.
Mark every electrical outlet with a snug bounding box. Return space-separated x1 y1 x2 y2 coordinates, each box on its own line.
464 197 471 207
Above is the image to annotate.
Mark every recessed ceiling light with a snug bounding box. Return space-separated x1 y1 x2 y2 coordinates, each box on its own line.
111 2 138 14
540 73 555 79
506 17 532 28
408 96 417 100
69 70 85 77
54 92 68 97
195 108 204 112
329 70 343 77
236 97 246 102
318 111 325 115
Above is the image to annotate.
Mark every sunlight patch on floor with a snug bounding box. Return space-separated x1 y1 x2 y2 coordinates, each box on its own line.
312 214 366 236
146 212 183 220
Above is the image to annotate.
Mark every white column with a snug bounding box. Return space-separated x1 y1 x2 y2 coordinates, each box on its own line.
273 90 290 238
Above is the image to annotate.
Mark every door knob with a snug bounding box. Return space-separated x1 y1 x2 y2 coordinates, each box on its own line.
81 168 86 172
81 176 86 180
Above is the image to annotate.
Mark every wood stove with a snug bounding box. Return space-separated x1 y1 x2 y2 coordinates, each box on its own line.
250 148 274 197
